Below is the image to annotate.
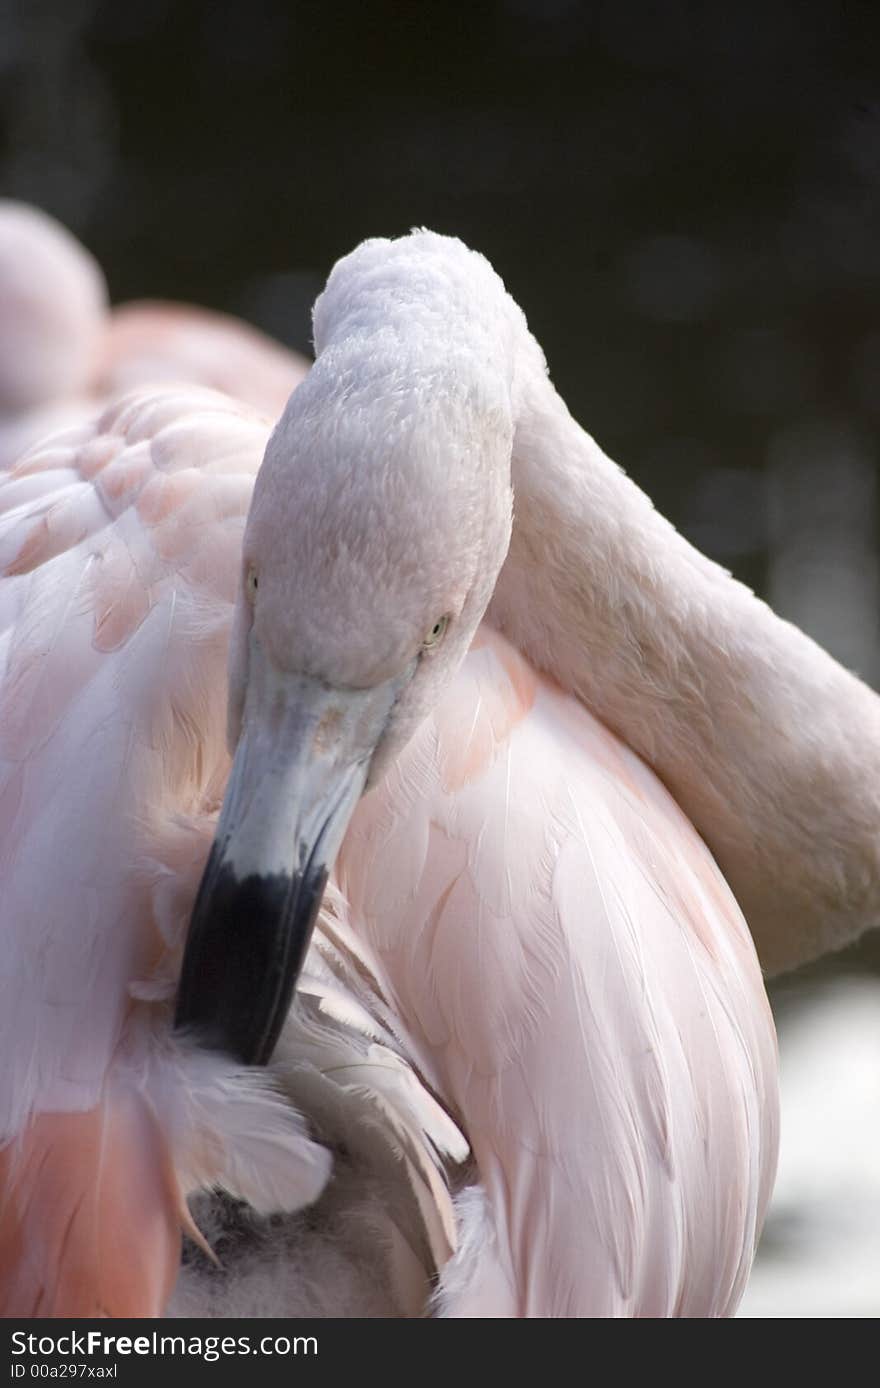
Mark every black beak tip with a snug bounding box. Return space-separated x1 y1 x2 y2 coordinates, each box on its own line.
174 851 328 1065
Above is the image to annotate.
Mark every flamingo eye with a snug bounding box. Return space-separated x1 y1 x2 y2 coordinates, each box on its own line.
245 566 259 603
421 615 449 650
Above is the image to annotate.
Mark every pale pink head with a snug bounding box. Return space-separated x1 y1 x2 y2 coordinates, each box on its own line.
176 231 526 1063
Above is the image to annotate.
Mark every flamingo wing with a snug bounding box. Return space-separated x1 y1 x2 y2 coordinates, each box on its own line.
94 302 310 421
0 387 331 1315
0 387 267 1127
337 627 779 1317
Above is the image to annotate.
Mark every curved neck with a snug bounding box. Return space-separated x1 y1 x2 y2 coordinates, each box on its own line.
489 366 880 973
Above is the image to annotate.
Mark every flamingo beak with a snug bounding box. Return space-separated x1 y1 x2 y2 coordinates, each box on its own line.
174 661 399 1064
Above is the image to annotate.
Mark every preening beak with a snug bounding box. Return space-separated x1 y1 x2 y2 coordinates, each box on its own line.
174 658 399 1064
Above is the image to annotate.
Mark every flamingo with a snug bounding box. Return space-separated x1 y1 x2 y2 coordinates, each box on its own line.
0 200 309 470
0 202 106 470
1 228 875 1317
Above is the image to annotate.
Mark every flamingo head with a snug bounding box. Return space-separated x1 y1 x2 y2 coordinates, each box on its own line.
176 231 521 1063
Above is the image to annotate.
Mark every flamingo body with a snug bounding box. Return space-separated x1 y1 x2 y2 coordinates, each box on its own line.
0 384 777 1316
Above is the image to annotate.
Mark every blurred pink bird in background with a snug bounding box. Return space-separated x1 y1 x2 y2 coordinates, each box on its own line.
0 201 309 471
0 214 877 1318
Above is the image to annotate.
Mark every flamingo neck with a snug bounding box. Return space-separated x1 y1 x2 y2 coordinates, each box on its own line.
489 364 880 973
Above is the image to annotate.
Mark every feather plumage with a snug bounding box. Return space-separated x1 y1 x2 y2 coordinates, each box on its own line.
0 235 785 1318
0 387 469 1317
336 626 777 1317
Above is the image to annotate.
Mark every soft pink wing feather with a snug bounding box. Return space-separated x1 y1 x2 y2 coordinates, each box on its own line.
94 302 310 421
0 387 337 1315
338 628 779 1318
0 386 269 1138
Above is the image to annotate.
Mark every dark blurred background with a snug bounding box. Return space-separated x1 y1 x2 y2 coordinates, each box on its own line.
1 0 878 1311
